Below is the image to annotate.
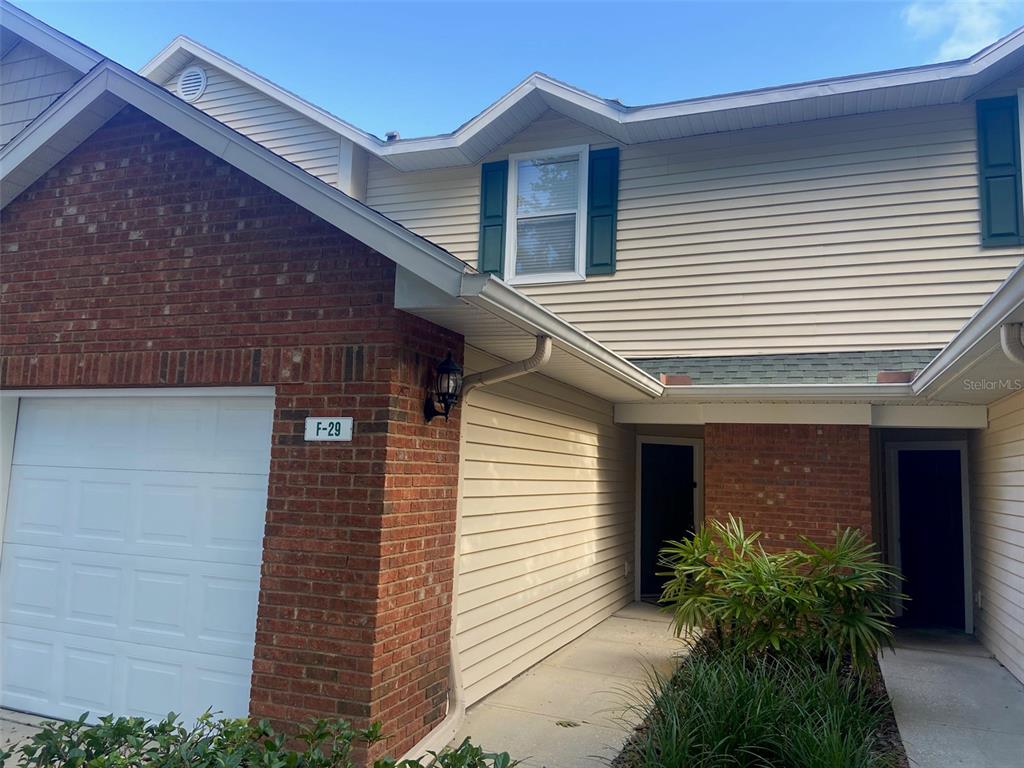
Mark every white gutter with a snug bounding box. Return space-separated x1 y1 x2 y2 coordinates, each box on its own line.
1000 323 1024 365
913 261 1024 396
459 274 664 399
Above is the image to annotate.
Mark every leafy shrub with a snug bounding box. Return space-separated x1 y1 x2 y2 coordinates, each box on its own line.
1 712 517 768
658 516 904 668
626 649 894 768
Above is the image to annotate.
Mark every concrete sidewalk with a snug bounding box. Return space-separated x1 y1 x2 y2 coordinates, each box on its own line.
1 709 48 755
879 630 1024 768
451 603 682 768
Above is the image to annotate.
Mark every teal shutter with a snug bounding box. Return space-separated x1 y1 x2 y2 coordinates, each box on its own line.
478 160 508 275
977 96 1024 247
586 147 619 275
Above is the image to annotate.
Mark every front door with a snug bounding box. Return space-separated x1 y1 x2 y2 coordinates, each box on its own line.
895 448 966 629
640 442 696 600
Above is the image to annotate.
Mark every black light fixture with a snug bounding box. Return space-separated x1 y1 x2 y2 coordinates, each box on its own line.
424 352 463 422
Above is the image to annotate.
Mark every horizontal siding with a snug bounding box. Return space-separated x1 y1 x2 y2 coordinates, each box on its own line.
0 40 80 148
456 347 635 705
367 105 1023 358
162 60 341 187
971 389 1024 684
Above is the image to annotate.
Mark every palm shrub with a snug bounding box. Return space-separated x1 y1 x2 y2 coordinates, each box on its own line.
658 516 903 668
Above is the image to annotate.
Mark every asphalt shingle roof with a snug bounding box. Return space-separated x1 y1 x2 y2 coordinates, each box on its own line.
630 349 942 385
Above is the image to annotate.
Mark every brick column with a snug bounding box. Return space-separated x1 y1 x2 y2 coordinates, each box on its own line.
704 423 872 550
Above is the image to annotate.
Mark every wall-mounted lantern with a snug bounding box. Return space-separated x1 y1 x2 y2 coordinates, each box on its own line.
424 352 463 422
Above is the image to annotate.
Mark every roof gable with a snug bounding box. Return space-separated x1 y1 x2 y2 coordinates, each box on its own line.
0 0 102 73
141 25 1024 171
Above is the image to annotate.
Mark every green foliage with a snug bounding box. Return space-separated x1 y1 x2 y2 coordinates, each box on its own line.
658 516 904 668
390 738 518 768
626 649 895 768
3 713 516 768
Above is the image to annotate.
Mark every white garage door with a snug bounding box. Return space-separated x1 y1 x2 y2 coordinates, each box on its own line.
0 395 274 723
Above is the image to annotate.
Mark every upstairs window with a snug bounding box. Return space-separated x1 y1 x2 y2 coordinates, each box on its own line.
505 145 589 284
477 145 619 281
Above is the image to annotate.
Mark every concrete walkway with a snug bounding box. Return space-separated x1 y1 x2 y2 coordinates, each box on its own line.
1 709 48 755
451 603 681 768
879 630 1024 768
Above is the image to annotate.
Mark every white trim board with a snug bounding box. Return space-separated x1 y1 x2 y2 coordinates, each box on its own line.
614 402 988 427
634 435 704 601
884 441 973 634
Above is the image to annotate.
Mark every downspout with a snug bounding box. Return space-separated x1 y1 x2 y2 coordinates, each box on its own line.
1001 323 1024 365
401 334 553 761
461 334 553 395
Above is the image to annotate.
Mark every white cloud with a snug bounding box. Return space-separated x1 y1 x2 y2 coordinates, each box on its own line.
903 0 1023 60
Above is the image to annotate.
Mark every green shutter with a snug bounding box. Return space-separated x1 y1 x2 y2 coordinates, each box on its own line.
977 96 1024 247
478 160 508 275
586 147 619 275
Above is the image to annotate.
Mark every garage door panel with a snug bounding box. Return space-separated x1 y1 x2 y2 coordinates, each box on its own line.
1 625 252 723
2 543 259 659
1 395 272 723
6 466 267 565
13 398 272 475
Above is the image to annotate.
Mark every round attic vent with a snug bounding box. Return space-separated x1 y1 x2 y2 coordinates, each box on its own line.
177 66 208 102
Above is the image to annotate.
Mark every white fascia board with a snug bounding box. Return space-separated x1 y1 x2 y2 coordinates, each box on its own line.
870 404 988 429
913 260 1024 397
139 36 384 154
615 401 988 428
615 402 872 425
657 383 915 401
0 61 469 295
0 0 103 73
459 273 664 399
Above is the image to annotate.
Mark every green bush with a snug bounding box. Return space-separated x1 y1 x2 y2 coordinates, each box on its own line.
1 712 517 768
658 516 904 669
627 649 894 768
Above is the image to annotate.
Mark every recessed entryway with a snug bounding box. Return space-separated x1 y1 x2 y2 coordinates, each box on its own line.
0 393 274 724
885 442 971 632
636 437 703 602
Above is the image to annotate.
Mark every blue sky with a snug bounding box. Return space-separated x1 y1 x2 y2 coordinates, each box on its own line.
14 0 1024 138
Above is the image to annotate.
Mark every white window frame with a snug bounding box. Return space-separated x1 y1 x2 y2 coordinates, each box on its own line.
504 144 589 286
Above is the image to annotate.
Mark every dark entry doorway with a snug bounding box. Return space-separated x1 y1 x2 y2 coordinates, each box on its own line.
639 441 698 600
889 446 969 631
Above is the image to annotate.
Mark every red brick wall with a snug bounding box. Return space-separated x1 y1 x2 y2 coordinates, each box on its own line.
0 106 461 759
704 423 872 549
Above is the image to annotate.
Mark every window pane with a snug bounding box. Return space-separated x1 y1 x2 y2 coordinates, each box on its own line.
515 214 576 276
517 157 579 215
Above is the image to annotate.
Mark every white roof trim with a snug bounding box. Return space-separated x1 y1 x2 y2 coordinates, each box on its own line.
140 25 1024 170
0 0 103 73
913 259 1024 397
139 36 382 152
458 274 664 398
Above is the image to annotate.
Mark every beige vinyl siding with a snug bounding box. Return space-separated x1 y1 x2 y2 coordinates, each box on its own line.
162 60 342 187
0 39 81 147
971 389 1024 684
457 348 635 704
367 105 1023 358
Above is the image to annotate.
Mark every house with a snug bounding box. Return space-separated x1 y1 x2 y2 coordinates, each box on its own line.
0 1 1022 760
